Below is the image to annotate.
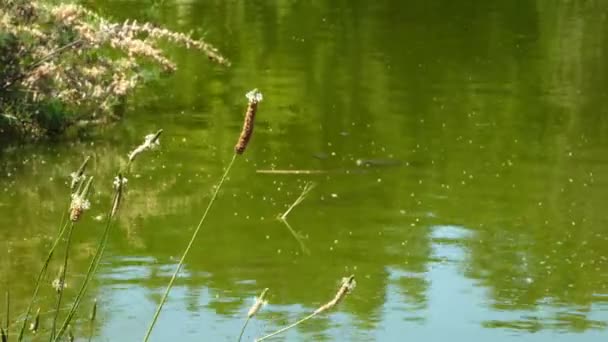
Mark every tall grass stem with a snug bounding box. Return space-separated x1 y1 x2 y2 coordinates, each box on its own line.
49 222 75 341
17 220 70 342
143 154 238 342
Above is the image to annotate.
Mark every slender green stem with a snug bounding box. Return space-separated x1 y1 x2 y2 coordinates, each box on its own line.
237 317 251 342
50 222 75 341
53 192 118 342
255 312 317 342
17 220 70 342
55 151 150 341
4 289 8 341
88 298 97 342
143 154 238 342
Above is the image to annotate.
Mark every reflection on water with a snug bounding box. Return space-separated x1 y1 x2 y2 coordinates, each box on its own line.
2 0 608 341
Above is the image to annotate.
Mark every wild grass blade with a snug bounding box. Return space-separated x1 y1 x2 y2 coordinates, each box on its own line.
49 222 75 341
255 276 355 342
238 288 269 342
17 220 70 342
143 154 238 342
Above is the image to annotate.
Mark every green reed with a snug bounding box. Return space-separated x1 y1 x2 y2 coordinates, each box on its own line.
255 276 355 342
143 89 262 342
238 288 269 342
50 176 93 340
54 130 161 341
16 156 91 342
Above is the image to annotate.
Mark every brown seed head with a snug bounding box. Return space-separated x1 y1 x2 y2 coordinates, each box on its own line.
235 89 263 154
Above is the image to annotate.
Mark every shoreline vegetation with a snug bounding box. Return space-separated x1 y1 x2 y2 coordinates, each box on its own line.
0 0 228 144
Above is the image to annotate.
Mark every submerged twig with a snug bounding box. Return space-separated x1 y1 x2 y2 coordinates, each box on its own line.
238 288 269 342
276 182 315 255
255 275 355 341
279 219 310 256
280 182 315 220
257 170 327 175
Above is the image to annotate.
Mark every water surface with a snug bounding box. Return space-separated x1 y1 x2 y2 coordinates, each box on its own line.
1 0 608 341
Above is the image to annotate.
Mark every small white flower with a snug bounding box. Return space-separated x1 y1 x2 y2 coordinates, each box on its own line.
245 89 263 103
69 171 86 189
52 278 67 293
69 193 91 221
113 176 128 189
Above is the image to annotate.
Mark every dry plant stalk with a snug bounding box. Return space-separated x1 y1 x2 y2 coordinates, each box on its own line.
235 89 263 154
278 182 315 255
128 130 162 163
248 288 269 318
314 275 355 314
238 288 269 342
280 182 315 220
255 275 356 342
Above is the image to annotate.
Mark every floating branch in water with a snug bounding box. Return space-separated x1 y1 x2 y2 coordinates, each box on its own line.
279 219 310 256
277 182 315 255
238 288 269 342
257 169 327 175
235 89 263 154
280 182 315 220
255 275 356 341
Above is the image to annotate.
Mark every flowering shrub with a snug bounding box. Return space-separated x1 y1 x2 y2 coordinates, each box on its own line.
0 0 228 140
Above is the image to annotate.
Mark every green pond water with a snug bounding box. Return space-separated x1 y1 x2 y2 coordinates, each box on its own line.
2 0 608 341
